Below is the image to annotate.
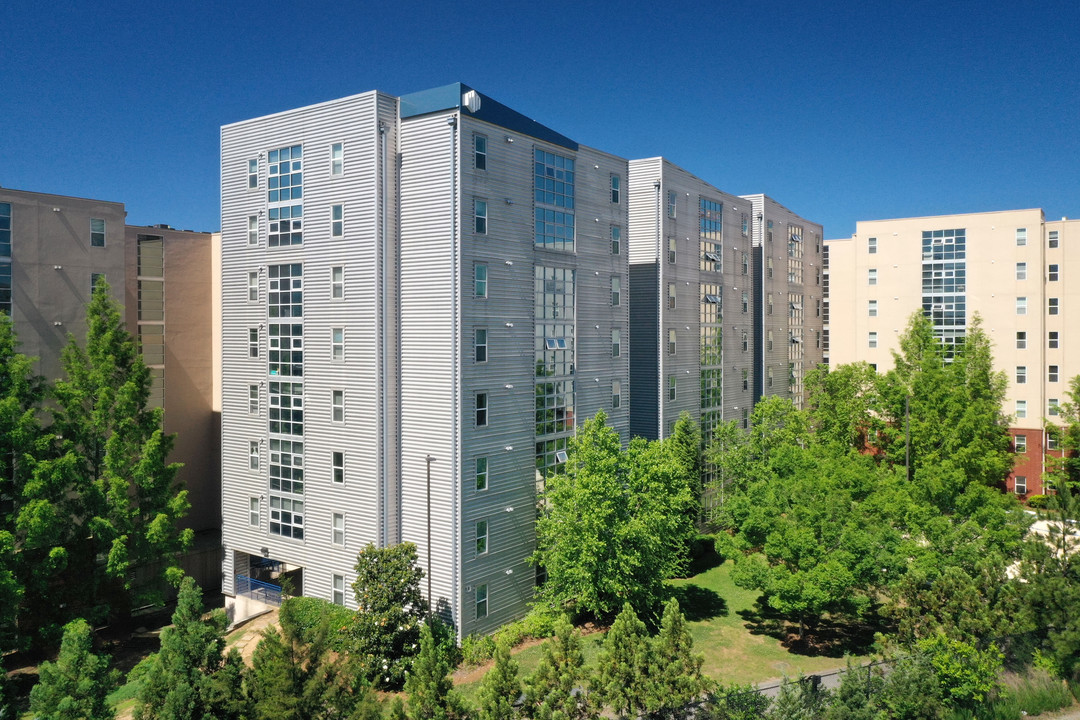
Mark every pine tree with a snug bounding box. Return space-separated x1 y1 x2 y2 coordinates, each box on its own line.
523 618 598 720
29 618 115 720
404 622 468 720
476 637 521 720
651 597 706 716
593 603 653 718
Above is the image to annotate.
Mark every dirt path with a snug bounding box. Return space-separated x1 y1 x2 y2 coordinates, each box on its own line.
228 608 281 665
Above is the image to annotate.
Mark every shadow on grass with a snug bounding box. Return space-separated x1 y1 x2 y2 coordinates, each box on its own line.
681 548 725 577
736 598 885 658
668 583 729 622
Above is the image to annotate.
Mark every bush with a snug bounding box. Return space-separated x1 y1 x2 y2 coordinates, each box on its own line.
279 596 353 651
461 606 563 665
1027 494 1049 509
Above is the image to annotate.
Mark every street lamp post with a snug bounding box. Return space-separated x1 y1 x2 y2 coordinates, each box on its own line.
425 454 436 612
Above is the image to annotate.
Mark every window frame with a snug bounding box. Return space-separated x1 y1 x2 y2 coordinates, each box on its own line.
474 198 488 234
249 497 260 527
473 134 487 170
331 204 344 237
330 143 344 176
332 389 344 424
475 457 488 491
475 263 488 298
248 215 259 246
90 218 106 247
332 513 345 546
332 451 345 484
331 266 344 300
331 327 344 362
475 520 488 555
475 392 488 427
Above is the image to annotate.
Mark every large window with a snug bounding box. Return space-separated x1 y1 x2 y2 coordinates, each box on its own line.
269 496 303 539
268 205 303 247
0 203 10 258
534 149 575 251
269 439 304 494
268 145 303 202
90 218 106 247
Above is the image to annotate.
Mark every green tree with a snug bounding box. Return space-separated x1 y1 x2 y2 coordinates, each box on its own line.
29 618 115 720
669 411 703 516
134 576 248 720
476 637 521 720
592 603 653 718
916 633 1003 709
404 622 468 720
350 541 428 688
804 362 882 454
534 412 694 618
1045 376 1080 491
651 597 707 716
523 618 598 720
766 676 831 720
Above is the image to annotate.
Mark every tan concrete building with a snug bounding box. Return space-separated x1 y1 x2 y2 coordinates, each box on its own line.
827 209 1080 495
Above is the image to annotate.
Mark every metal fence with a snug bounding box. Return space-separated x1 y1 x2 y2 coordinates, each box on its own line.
235 574 282 607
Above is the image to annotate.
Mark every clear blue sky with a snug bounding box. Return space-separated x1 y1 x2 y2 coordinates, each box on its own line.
2 0 1077 237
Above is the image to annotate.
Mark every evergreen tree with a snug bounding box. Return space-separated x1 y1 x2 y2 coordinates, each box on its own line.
592 603 653 718
404 622 467 720
669 411 703 516
476 637 521 720
523 618 598 720
651 597 706 716
29 618 115 720
350 541 428 688
134 575 248 720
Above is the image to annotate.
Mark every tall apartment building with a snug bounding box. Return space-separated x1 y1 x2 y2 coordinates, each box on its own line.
827 209 1079 495
220 84 629 635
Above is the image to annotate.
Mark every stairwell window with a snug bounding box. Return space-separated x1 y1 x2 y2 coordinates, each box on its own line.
1017 297 1027 315
868 268 877 285
668 329 676 355
1014 477 1027 495
1049 264 1059 281
668 283 677 309
475 585 488 619
1016 366 1026 384
611 328 620 358
1049 298 1059 315
249 498 260 527
331 328 344 362
610 225 621 255
611 276 621 306
667 191 677 218
248 271 259 302
1016 262 1026 280
1015 435 1027 453
1049 331 1059 348
248 215 259 245
868 300 878 317
248 159 259 189
1016 400 1027 418
249 385 259 414
331 266 344 300
610 174 620 203
668 237 677 264
1049 365 1059 382
1049 231 1059 248
668 376 677 401
1016 332 1027 349
249 328 259 358
249 441 259 471
868 237 877 254
869 332 878 348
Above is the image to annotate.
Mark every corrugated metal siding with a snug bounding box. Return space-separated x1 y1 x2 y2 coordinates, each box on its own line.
629 262 659 439
628 158 662 264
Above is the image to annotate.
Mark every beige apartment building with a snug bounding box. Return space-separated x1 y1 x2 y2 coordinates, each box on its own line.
827 209 1079 496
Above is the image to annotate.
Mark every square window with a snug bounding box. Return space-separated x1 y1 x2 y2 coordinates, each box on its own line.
1049 230 1059 248
1049 264 1059 281
332 451 344 484
475 584 488 619
1016 262 1027 280
332 390 344 423
869 331 878 348
1016 400 1027 418
868 300 878 317
249 497 260 527
475 457 488 491
332 574 345 606
668 375 677 401
331 266 344 300
475 264 488 298
1016 331 1026 349
474 199 488 234
475 520 488 555
333 513 345 546
1049 298 1059 315
1016 366 1026 384
668 329 676 355
1049 365 1059 382
1016 297 1027 315
611 225 621 255
248 158 259 189
331 204 343 237
1049 331 1059 348
474 135 487 170
1015 435 1027 453
475 392 488 427
330 143 343 176
868 268 877 285
1014 476 1027 495
90 218 106 247
249 440 259 470
668 283 677 309
475 328 488 363
868 237 877 254
249 328 259 358
248 384 259 414
612 380 621 409
611 276 621 306
611 328 620 358
248 215 259 245
610 174 620 203
331 328 344 362
1016 228 1027 246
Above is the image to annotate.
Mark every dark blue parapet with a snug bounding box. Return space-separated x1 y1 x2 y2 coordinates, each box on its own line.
399 82 578 152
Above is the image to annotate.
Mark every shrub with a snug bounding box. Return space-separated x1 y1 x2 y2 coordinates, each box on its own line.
461 607 563 665
1027 494 1049 509
918 634 1004 709
279 596 352 651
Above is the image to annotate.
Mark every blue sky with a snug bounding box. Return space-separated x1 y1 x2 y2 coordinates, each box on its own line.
2 0 1077 237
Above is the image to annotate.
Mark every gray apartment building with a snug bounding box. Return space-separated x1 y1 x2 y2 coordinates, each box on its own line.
220 84 629 636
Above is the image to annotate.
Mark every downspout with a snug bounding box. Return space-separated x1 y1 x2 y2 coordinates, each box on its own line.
655 178 663 439
446 113 461 629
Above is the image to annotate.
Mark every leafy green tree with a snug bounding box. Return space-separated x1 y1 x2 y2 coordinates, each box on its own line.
823 659 882 720
917 633 1003 709
703 683 771 720
134 575 248 720
1045 376 1080 491
669 411 703 516
534 412 694 618
766 675 830 720
592 603 653 718
404 622 468 720
29 618 115 720
523 617 598 720
349 541 428 688
476 637 521 720
804 362 882 454
651 597 707 716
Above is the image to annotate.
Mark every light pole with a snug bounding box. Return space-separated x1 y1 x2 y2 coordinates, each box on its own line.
425 454 436 611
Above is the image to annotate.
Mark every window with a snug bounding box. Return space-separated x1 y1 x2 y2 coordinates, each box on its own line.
332 574 345 606
475 520 488 555
767 258 774 278
1016 262 1027 280
1015 435 1027 453
611 328 620 357
268 144 303 202
667 191 677 218
475 264 488 298
249 385 259 414
610 174 620 203
91 273 106 294
332 451 344 484
742 292 748 313
332 390 344 423
1049 399 1060 416
249 498 260 527
868 300 878 317
1016 297 1027 315
534 149 575 251
248 158 259 188
248 215 259 245
1049 230 1059 248
816 299 822 317
331 204 343 237
90 218 106 247
249 328 259 358
268 205 303 247
475 328 488 363
1049 365 1059 382
612 380 621 409
331 266 344 299
249 441 260 470
868 237 877 254
330 143 343 176
1049 433 1060 450
767 296 773 315
0 202 11 258
475 457 488 491
1016 332 1027 349
868 268 877 285
668 376 677 401
741 331 748 352
1016 400 1027 418
611 276 621 306
474 135 487 170
1016 228 1027 246
668 329 676 355
767 367 774 387
331 328 344 362
1014 476 1027 495
668 283 676 309
741 252 748 275
248 271 259 301
741 408 748 429
741 213 749 237
1049 264 1059 281
869 332 878 348
269 496 304 539
475 584 488 619
328 513 344 546
1049 331 1059 348
668 237 676 264
475 392 488 427
741 368 748 391
1016 366 1026 384
1049 298 1059 315
474 199 488 234
610 225 621 255
767 330 774 351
